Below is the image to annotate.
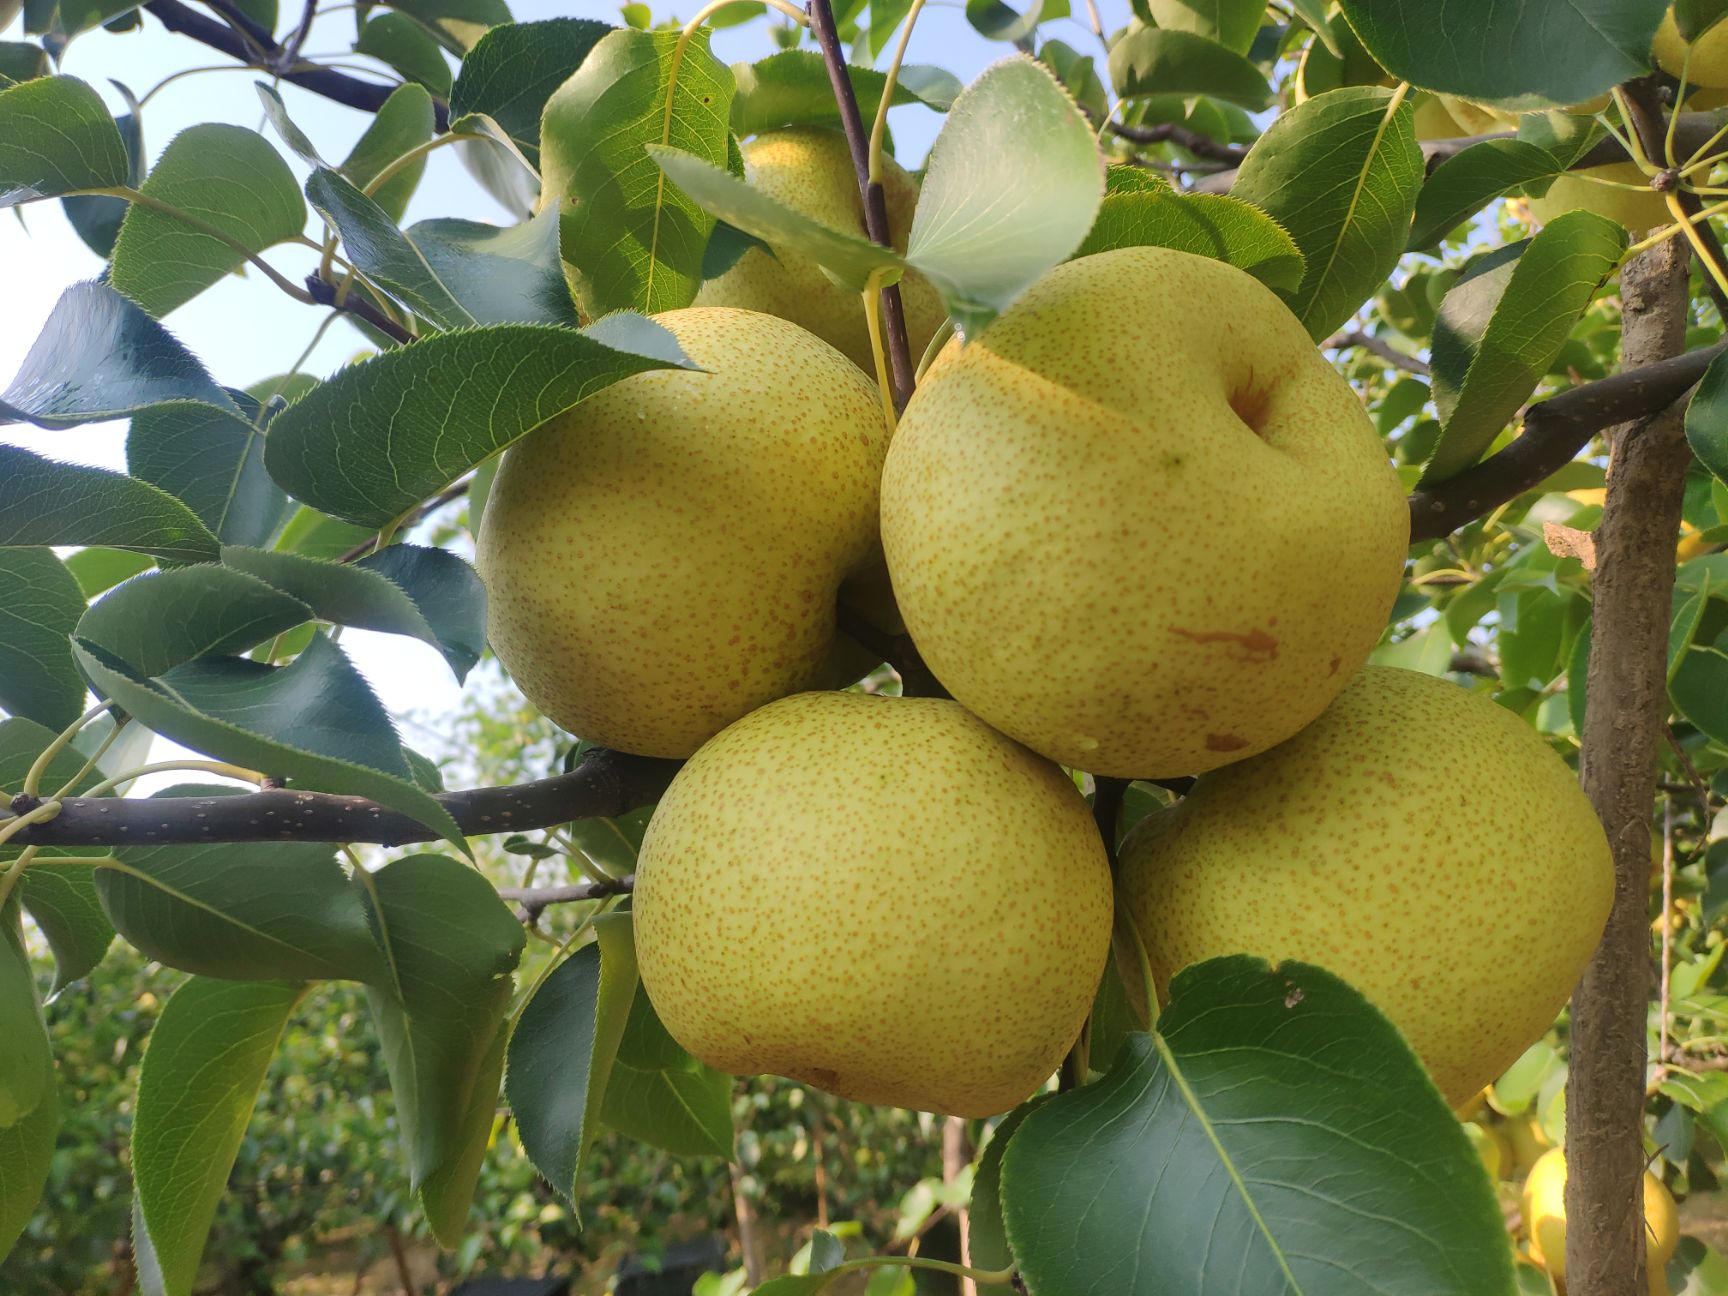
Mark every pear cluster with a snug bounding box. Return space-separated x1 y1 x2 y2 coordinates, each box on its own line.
478 165 1613 1116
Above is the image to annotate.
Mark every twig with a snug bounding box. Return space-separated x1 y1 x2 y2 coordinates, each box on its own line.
5 745 682 849
1622 77 1728 319
806 0 915 410
1324 329 1431 376
281 0 318 66
1406 339 1726 541
335 478 471 563
498 873 635 921
1108 120 1248 166
303 273 415 345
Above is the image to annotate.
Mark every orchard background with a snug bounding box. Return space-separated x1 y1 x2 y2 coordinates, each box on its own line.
3 0 1728 1293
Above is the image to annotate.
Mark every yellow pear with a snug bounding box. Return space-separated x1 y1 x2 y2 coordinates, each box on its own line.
476 308 888 757
1464 1120 1508 1180
1527 162 1672 233
1116 666 1614 1106
1656 8 1728 88
633 691 1114 1117
1524 1147 1679 1282
694 127 946 374
1437 94 1520 135
1505 1116 1556 1178
879 246 1408 778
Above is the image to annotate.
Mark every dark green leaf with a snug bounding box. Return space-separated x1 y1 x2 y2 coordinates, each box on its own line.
406 206 581 326
448 17 612 167
1673 623 1728 745
99 784 384 981
967 1099 1046 1273
1107 23 1271 109
340 83 436 223
0 1072 55 1264
305 166 476 329
966 0 1042 42
132 978 304 1296
729 49 959 136
109 123 306 317
222 543 485 681
600 984 733 1158
0 75 128 206
0 42 52 86
0 908 51 1126
419 1025 506 1245
999 957 1515 1296
0 444 220 562
0 715 109 844
1231 86 1423 340
541 26 735 317
18 866 113 996
1040 38 1108 123
906 54 1104 333
0 548 85 731
1076 186 1304 291
1335 0 1665 109
380 0 510 52
56 0 140 34
75 563 309 677
355 12 452 96
128 401 290 548
0 281 235 429
1145 0 1264 55
262 322 692 528
701 218 770 280
71 633 467 850
1423 211 1626 485
61 88 142 256
1687 346 1728 486
362 853 524 1185
1410 139 1563 251
507 912 638 1204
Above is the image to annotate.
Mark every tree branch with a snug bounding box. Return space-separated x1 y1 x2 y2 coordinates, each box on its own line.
1565 237 1694 1296
1405 338 1725 541
304 273 415 345
498 874 635 921
5 746 682 849
1108 120 1248 166
1324 329 1430 376
143 0 451 130
806 0 915 411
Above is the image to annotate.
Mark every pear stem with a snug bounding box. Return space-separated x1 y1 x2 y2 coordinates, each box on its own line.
807 0 916 411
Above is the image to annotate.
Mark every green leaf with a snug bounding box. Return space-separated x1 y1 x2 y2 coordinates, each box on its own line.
340 83 436 223
1231 85 1423 340
1410 139 1563 251
1673 622 1728 745
128 401 290 548
966 0 1042 42
362 853 524 1186
600 984 733 1158
253 82 326 167
1422 211 1626 485
0 715 110 845
0 42 52 86
0 75 128 206
1144 0 1264 55
541 26 735 317
75 562 309 677
57 0 141 35
1040 38 1109 123
1335 0 1665 110
262 322 691 528
1687 346 1728 487
906 54 1105 334
272 505 375 561
305 166 476 330
62 88 143 257
0 548 86 731
449 17 612 168
109 124 306 317
507 912 638 1204
1677 0 1728 41
131 978 305 1296
381 0 510 52
1107 23 1271 109
999 957 1515 1296
98 784 384 981
419 1023 506 1245
646 144 902 294
71 633 468 851
63 548 154 598
0 444 220 562
407 206 581 326
729 49 959 136
962 1099 1046 1273
355 12 453 96
0 908 51 1127
18 866 114 996
221 543 485 681
1076 186 1304 291
0 1073 55 1264
0 281 236 429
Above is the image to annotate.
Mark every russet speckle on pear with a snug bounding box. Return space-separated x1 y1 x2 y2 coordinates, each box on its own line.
633 691 1114 1118
880 245 1410 778
1117 665 1614 1107
693 126 946 373
475 307 889 758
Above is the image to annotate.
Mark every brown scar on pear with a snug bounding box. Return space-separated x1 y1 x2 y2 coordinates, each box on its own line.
1169 626 1280 662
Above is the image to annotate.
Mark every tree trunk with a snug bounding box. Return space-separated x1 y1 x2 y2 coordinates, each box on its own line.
1565 239 1694 1296
943 1116 975 1296
729 1160 764 1287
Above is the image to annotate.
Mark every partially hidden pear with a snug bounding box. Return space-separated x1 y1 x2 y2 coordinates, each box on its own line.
476 308 889 757
633 691 1114 1117
880 246 1409 778
1117 665 1613 1107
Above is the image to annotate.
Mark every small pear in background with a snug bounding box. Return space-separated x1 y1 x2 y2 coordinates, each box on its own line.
632 691 1114 1117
